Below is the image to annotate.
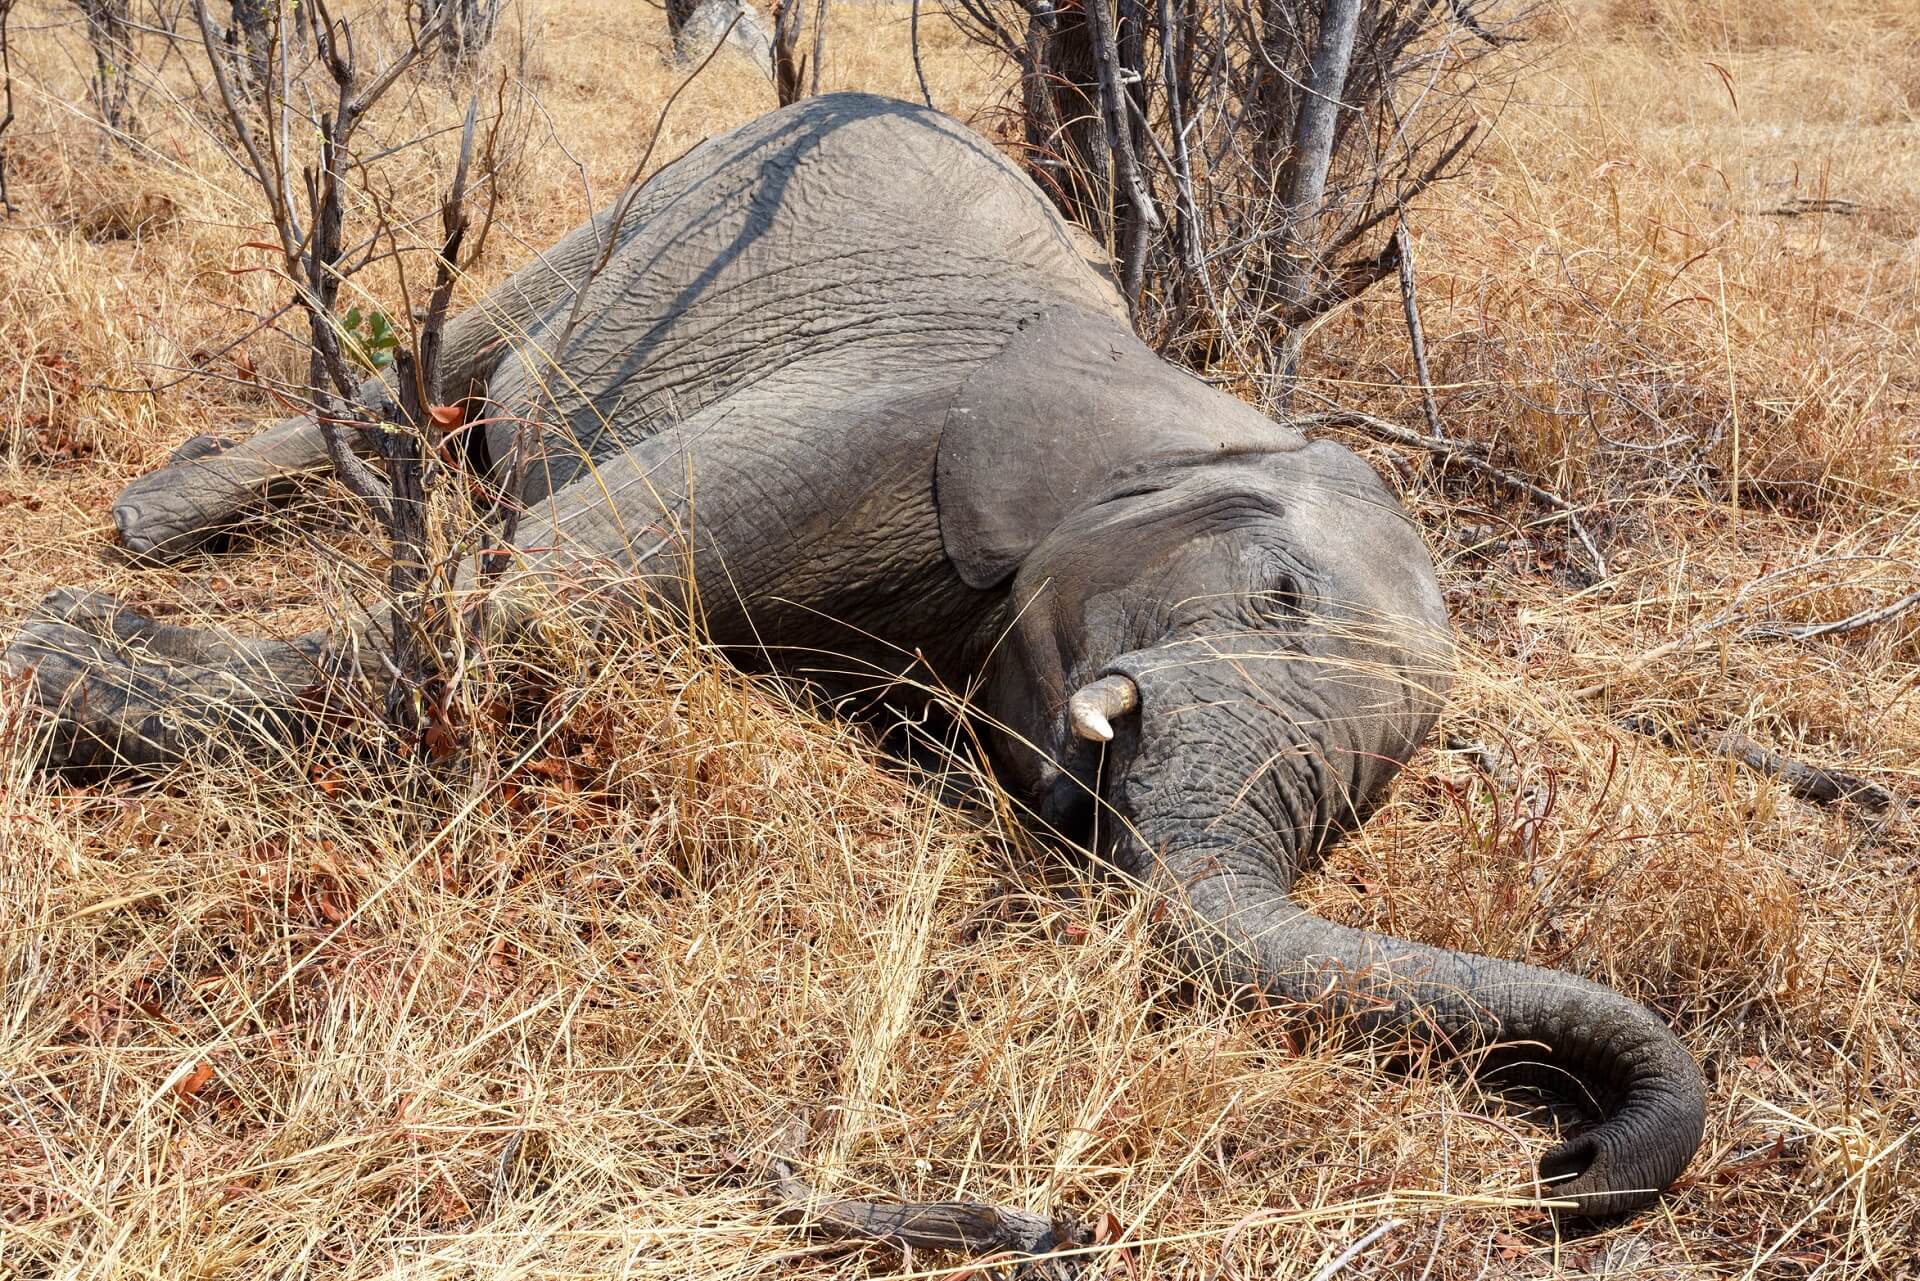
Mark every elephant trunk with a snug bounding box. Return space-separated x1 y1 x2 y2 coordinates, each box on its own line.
1164 862 1705 1216
1097 669 1705 1218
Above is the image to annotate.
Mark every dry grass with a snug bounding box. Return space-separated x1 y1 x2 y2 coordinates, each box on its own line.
1 0 1916 1277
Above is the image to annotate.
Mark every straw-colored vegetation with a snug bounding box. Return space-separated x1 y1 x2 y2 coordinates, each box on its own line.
1 1 1915 1276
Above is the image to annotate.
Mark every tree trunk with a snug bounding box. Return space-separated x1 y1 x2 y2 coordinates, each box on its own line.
665 0 700 33
228 0 271 95
1020 4 1104 234
1269 0 1362 320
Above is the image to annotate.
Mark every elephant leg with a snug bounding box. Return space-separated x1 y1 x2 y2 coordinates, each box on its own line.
112 301 526 562
9 381 953 773
111 410 346 561
4 488 682 775
3 588 330 772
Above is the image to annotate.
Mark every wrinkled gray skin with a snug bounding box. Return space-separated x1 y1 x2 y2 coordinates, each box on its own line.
6 95 1702 1218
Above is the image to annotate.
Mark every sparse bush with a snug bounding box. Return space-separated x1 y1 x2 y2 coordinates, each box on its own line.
73 0 135 136
415 0 507 64
953 0 1529 384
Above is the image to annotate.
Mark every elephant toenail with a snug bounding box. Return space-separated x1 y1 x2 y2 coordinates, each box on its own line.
114 507 151 553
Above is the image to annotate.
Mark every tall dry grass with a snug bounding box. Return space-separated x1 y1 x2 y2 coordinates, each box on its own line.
0 1 1916 1277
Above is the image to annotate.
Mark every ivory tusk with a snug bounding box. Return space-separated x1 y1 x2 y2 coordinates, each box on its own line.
1068 674 1139 742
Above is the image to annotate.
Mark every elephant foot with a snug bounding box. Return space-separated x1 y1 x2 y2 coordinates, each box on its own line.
3 588 315 773
112 434 253 562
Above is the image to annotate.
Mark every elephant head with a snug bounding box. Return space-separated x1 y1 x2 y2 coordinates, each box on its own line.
941 307 1705 1217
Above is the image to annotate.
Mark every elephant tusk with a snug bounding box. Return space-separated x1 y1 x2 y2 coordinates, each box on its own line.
1068 675 1139 742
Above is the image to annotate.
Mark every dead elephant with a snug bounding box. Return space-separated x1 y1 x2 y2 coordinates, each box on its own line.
5 93 1705 1219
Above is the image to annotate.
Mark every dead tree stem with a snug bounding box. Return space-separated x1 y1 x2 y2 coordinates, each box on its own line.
0 0 15 212
381 100 475 731
1084 0 1158 306
1394 218 1444 438
773 0 804 106
910 0 932 109
1272 0 1362 319
808 0 827 95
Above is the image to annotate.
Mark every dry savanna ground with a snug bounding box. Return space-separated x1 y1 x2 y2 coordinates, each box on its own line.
0 0 1916 1277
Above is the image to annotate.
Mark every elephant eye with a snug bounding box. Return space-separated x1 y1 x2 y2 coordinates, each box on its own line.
1252 574 1302 627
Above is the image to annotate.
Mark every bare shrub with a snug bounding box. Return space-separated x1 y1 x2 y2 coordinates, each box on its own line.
953 1 1528 388
74 0 136 136
415 0 507 66
189 0 491 741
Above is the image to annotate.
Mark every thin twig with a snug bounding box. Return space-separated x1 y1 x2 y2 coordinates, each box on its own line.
1310 1218 1406 1281
0 0 17 213
557 10 740 346
1781 586 1920 641
1299 404 1609 578
910 0 933 111
1394 217 1443 438
1570 557 1918 699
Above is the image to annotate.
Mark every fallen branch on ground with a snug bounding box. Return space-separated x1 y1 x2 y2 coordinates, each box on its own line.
1298 405 1609 578
726 1125 1076 1270
1569 558 1920 699
1620 714 1902 820
1765 196 1861 217
1772 585 1920 642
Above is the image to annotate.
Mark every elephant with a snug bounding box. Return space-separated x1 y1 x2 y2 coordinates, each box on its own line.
5 93 1703 1218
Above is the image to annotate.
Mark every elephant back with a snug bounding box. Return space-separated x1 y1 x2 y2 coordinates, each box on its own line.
475 94 1125 500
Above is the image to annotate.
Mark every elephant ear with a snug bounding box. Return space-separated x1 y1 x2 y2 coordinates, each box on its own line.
937 305 1307 589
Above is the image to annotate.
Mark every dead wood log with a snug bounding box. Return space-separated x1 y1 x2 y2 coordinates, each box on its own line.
1621 715 1902 820
728 1124 1078 1270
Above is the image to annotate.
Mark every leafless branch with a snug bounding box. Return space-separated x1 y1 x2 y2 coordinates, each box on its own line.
1779 587 1920 641
191 0 488 741
1569 556 1920 699
808 0 827 95
1621 715 1902 820
1084 0 1158 306
910 0 932 110
0 0 17 212
74 0 137 139
1395 218 1443 438
1301 402 1609 578
728 1122 1078 1271
951 1 1529 383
